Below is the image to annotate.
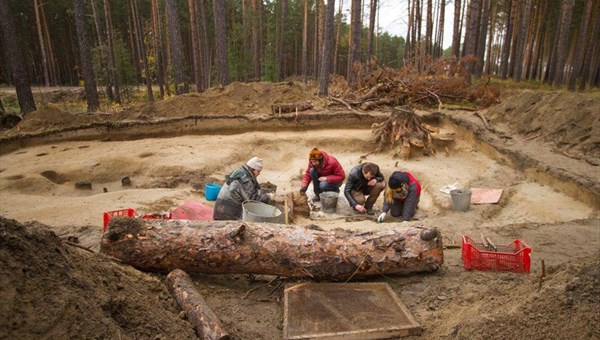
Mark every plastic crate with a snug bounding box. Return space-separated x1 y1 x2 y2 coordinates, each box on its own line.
462 235 531 273
103 208 172 232
103 208 135 231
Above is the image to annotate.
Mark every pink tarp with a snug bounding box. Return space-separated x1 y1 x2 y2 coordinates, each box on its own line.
470 188 503 204
171 200 214 221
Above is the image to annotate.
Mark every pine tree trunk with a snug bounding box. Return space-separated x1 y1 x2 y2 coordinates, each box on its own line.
90 0 112 99
132 0 153 101
451 0 461 57
499 0 513 78
436 0 445 58
318 0 335 97
301 0 308 80
578 2 600 90
281 0 289 80
128 1 141 82
0 0 36 114
188 0 202 91
366 0 377 65
251 0 261 80
463 0 480 57
198 0 211 90
348 0 361 88
34 0 50 87
212 0 229 86
100 219 444 280
316 0 325 78
72 0 99 112
151 0 165 98
553 0 574 87
483 0 496 74
475 0 489 77
527 0 545 80
567 0 593 90
166 0 190 93
513 0 531 82
104 0 121 103
405 0 412 61
40 2 57 85
333 0 343 74
425 0 432 56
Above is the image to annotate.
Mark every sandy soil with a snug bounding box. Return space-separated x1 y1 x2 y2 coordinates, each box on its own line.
1 84 599 339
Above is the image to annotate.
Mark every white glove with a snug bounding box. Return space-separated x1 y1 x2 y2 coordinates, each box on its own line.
266 193 275 201
377 212 386 223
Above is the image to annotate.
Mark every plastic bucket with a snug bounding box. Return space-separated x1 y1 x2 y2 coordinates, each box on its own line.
205 183 221 201
319 192 339 213
450 188 472 212
242 201 284 223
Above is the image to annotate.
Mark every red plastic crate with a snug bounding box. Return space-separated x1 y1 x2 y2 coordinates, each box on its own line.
103 208 135 231
103 208 171 232
462 235 531 273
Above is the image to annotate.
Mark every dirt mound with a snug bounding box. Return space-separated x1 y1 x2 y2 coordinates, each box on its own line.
16 106 102 132
132 81 318 120
456 256 600 339
0 217 196 339
486 91 600 163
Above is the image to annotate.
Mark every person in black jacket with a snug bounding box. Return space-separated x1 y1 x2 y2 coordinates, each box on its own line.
344 162 385 215
377 171 421 223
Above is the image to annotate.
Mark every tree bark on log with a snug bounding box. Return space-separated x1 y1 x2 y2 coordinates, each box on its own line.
100 218 443 280
166 269 230 340
271 101 313 114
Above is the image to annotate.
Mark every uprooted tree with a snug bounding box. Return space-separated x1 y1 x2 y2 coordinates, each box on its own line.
326 57 501 112
100 218 443 280
371 106 455 158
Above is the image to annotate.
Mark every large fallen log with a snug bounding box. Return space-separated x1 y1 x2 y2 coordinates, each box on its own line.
166 269 230 340
100 218 443 280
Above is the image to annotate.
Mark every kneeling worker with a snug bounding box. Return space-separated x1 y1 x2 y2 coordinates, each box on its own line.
213 156 271 220
344 162 385 215
299 148 345 200
377 171 421 223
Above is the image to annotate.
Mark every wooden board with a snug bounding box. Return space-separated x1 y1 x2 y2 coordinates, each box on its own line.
283 282 422 340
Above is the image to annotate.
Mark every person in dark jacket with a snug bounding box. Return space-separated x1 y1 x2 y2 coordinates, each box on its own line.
299 148 345 200
213 156 271 220
344 162 385 215
377 171 421 222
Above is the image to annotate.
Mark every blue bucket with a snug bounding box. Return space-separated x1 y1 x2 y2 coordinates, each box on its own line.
205 183 221 201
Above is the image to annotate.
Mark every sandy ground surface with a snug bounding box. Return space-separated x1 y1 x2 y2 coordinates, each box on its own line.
1 85 599 339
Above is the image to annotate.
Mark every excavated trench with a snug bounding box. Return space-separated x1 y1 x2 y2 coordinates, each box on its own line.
0 111 595 234
1 109 598 340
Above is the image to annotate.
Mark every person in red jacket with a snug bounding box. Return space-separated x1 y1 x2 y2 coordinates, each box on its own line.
377 171 421 222
299 148 346 200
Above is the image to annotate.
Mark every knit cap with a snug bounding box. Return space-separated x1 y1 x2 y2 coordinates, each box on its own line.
246 157 264 171
388 171 409 189
309 148 323 160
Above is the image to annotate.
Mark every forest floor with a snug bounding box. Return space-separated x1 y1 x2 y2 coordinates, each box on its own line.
0 82 599 339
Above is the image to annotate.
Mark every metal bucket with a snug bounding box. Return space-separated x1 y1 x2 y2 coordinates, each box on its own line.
319 192 339 213
242 201 284 223
450 189 472 212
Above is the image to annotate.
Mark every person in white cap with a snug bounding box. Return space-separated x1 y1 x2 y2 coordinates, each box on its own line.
213 156 272 220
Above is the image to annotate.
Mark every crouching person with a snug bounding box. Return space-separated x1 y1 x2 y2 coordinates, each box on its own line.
213 156 271 220
377 171 421 223
299 148 346 200
344 162 385 215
